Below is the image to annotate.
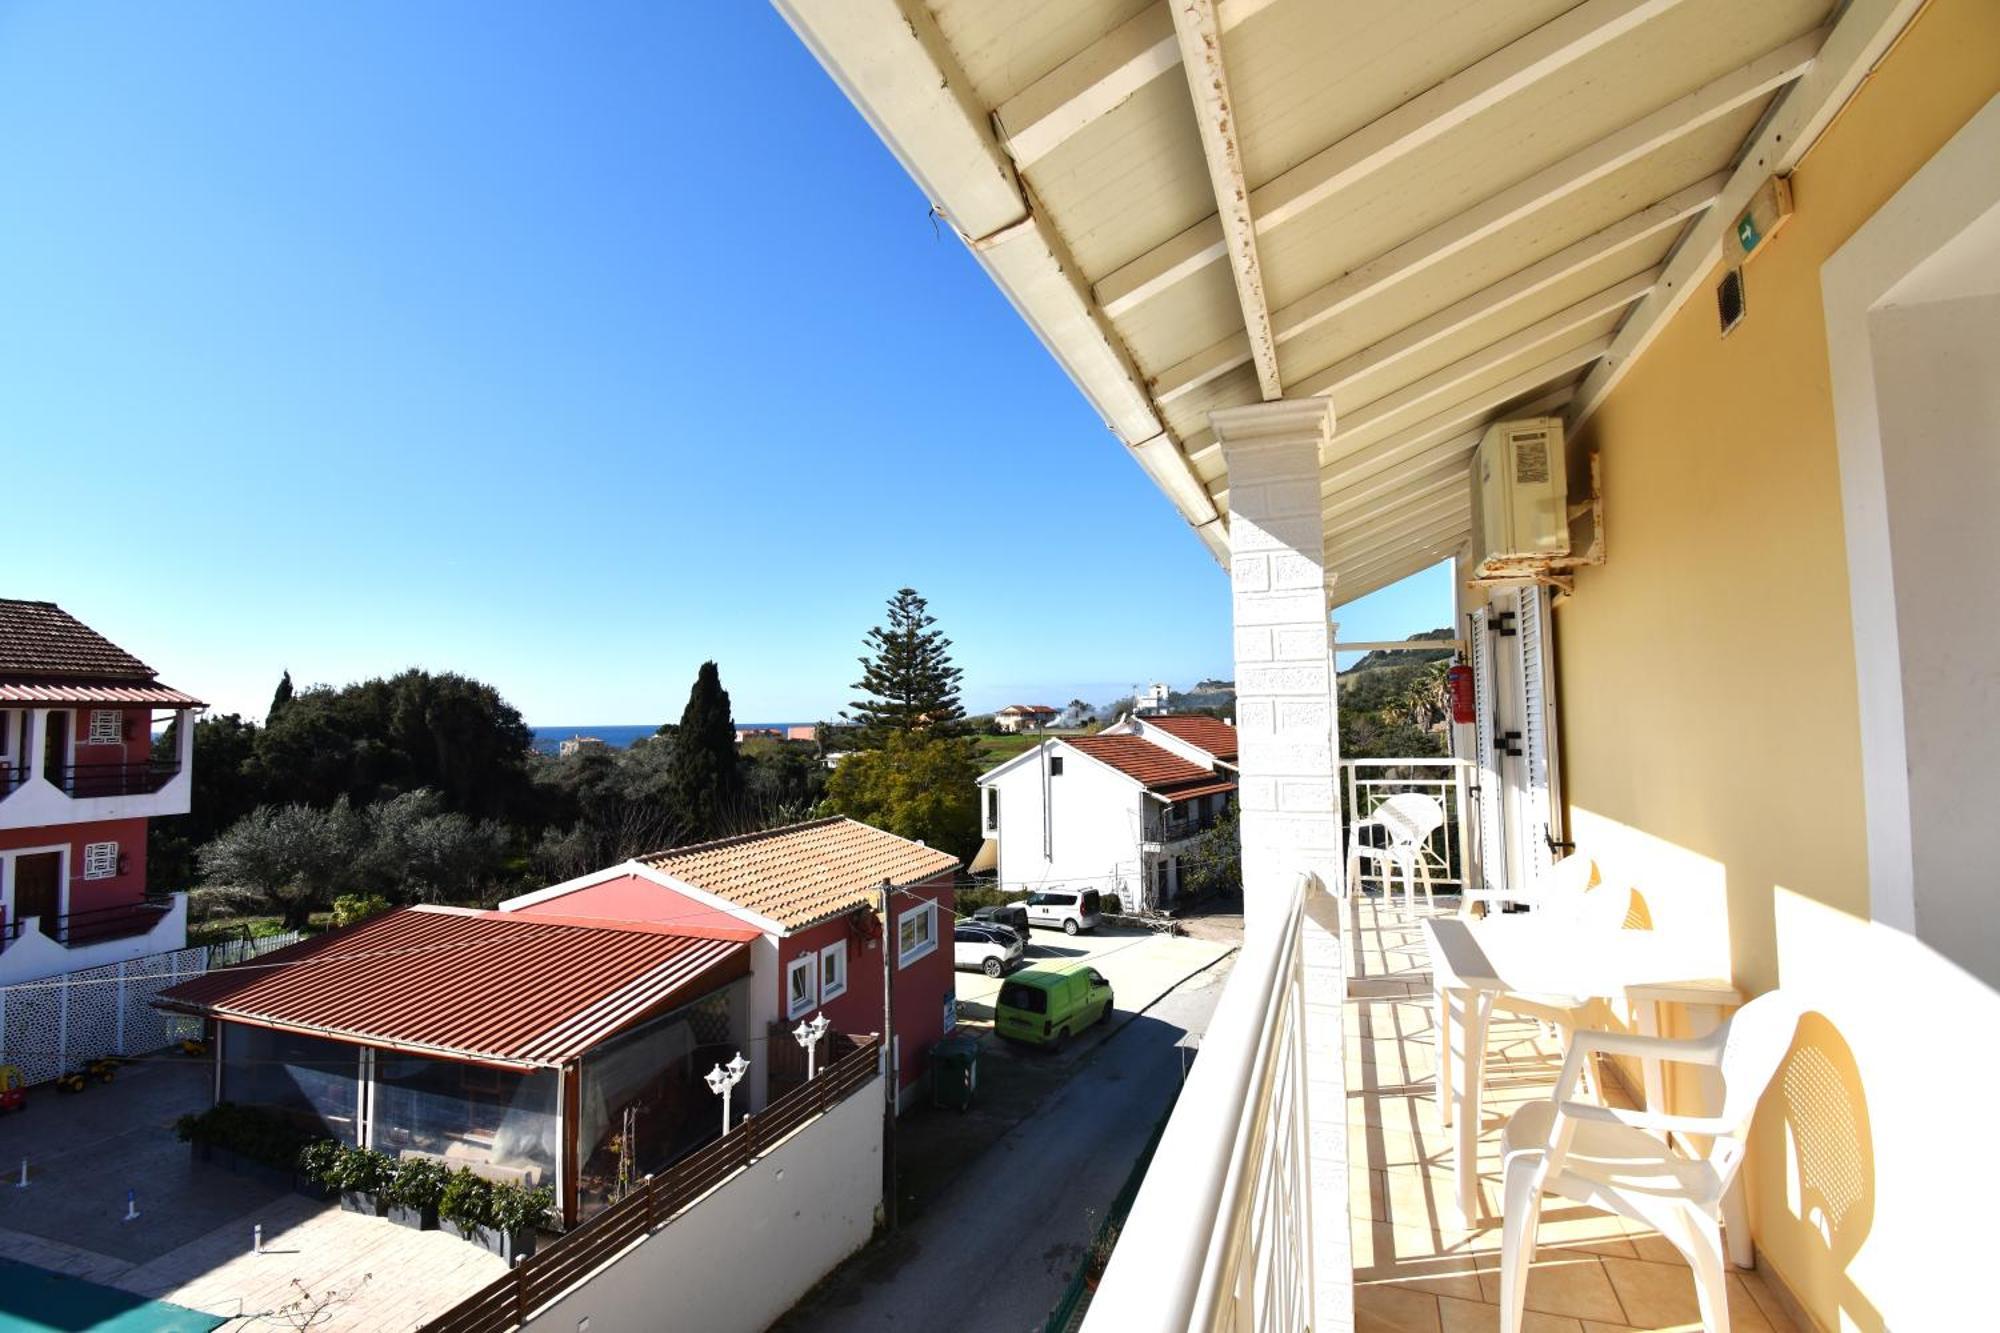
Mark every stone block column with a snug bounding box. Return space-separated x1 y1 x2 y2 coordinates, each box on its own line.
1212 399 1343 942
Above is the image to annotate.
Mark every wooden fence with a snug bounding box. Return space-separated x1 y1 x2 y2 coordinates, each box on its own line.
418 1033 882 1333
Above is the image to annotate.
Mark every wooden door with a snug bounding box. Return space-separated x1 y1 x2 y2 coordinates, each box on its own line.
14 852 61 938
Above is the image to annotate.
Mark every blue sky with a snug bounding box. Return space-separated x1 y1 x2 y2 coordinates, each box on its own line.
0 2 1451 725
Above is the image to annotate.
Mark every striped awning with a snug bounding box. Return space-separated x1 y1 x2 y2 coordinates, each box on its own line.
0 681 204 707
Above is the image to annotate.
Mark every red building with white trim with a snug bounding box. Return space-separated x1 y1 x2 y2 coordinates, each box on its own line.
0 600 201 984
501 817 958 1112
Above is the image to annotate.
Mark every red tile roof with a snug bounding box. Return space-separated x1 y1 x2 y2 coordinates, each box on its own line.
1143 714 1239 762
641 817 959 932
155 907 754 1066
0 599 202 705
1066 734 1237 799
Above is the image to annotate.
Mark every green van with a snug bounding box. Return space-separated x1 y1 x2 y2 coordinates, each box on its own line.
994 963 1114 1050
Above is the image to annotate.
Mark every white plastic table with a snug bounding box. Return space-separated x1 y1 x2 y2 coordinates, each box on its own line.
1419 915 1743 1234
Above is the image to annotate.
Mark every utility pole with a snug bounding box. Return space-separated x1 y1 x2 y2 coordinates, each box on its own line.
879 878 898 1231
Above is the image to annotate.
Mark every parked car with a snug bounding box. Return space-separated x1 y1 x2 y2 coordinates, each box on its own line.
1023 888 1102 936
972 902 1031 942
994 963 1114 1050
953 922 1025 977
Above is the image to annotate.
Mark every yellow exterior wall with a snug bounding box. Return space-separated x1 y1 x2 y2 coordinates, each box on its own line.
1554 2 2000 1328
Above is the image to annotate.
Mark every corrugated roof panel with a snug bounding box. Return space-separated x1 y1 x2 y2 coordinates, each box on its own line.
156 908 753 1065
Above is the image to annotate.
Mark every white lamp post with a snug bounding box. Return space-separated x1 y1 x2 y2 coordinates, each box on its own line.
793 1013 831 1081
705 1052 749 1135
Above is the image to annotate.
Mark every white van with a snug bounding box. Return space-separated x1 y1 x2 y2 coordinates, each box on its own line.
1022 888 1102 936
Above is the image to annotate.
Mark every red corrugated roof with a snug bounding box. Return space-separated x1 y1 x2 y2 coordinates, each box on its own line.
1066 734 1237 799
1143 714 1239 762
155 907 754 1066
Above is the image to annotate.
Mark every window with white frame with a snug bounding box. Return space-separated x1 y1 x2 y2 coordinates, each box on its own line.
87 710 122 745
83 841 119 880
820 940 848 1002
897 899 937 967
785 953 817 1019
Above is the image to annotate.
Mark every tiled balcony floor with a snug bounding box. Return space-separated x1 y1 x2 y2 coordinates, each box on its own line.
1343 897 1800 1333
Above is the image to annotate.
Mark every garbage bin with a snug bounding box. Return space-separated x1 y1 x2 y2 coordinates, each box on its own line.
930 1035 980 1111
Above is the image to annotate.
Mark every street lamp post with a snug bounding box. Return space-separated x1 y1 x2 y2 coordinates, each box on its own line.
704 1052 749 1135
793 1013 831 1081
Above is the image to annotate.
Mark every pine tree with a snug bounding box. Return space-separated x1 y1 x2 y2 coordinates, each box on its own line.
669 661 743 841
268 670 294 722
846 588 967 746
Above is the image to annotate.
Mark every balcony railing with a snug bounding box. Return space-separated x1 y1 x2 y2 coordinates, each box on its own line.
1148 811 1224 844
1339 756 1472 892
1 896 175 951
0 763 25 797
48 760 181 799
1086 873 1342 1331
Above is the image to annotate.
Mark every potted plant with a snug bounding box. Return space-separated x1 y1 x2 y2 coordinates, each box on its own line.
295 1140 342 1201
386 1156 448 1231
176 1103 309 1189
440 1169 494 1248
486 1181 554 1265
330 1146 395 1217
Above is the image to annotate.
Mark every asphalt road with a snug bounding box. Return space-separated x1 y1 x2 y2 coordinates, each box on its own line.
773 958 1234 1333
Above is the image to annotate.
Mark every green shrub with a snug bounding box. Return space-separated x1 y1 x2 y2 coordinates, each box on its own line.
297 1140 343 1185
330 893 392 927
488 1182 554 1234
327 1146 395 1193
439 1169 494 1230
174 1102 317 1168
389 1156 451 1211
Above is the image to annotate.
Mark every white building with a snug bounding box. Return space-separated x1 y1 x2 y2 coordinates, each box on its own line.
976 724 1236 913
991 703 1058 735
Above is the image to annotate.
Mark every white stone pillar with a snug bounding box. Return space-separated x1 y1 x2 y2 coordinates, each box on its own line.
25 709 48 784
1213 399 1343 942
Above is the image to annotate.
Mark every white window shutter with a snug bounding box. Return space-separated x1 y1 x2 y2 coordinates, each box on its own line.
1470 607 1505 896
1513 586 1558 897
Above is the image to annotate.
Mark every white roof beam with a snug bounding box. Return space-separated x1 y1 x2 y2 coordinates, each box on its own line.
1097 0 1688 319
1290 176 1719 401
1171 0 1282 400
1323 450 1472 527
1151 30 1822 404
1329 520 1473 588
1331 270 1654 446
1332 539 1472 607
1571 0 1929 427
992 6 1181 170
1320 371 1583 497
1326 489 1470 559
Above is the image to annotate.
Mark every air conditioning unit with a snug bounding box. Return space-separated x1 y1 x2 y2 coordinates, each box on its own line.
1469 417 1569 578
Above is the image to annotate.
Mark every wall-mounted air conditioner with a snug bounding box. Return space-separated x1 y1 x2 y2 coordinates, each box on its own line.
1469 417 1569 579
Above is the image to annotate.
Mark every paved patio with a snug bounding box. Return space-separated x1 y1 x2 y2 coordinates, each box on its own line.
1345 897 1802 1333
0 1055 505 1331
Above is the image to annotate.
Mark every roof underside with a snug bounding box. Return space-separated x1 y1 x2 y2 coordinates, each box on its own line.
775 0 1921 605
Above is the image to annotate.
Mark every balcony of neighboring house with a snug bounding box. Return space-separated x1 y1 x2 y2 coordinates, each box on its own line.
0 889 190 986
0 702 197 830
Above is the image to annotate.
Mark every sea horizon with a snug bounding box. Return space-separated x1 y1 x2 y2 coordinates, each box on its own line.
531 722 814 753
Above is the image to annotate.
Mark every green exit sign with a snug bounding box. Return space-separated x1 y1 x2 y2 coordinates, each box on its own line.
1737 212 1762 254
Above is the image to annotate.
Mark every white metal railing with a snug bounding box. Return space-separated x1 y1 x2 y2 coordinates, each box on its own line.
1339 756 1472 892
1084 873 1334 1332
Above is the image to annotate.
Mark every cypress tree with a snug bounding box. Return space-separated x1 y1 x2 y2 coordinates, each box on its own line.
268 670 294 722
846 588 968 746
669 661 743 840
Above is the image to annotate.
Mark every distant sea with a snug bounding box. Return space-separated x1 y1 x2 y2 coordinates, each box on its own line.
532 724 808 754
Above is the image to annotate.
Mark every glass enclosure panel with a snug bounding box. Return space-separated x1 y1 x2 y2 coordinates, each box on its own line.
371 1053 558 1190
575 979 743 1220
220 1023 361 1143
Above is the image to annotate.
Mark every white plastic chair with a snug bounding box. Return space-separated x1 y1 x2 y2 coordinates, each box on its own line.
1459 846 1599 918
1497 990 1804 1333
1345 792 1446 911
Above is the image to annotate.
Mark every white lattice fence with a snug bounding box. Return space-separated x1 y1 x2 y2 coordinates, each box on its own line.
0 939 302 1085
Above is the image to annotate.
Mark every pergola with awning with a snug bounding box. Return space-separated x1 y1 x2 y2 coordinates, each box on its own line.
774 0 1916 605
